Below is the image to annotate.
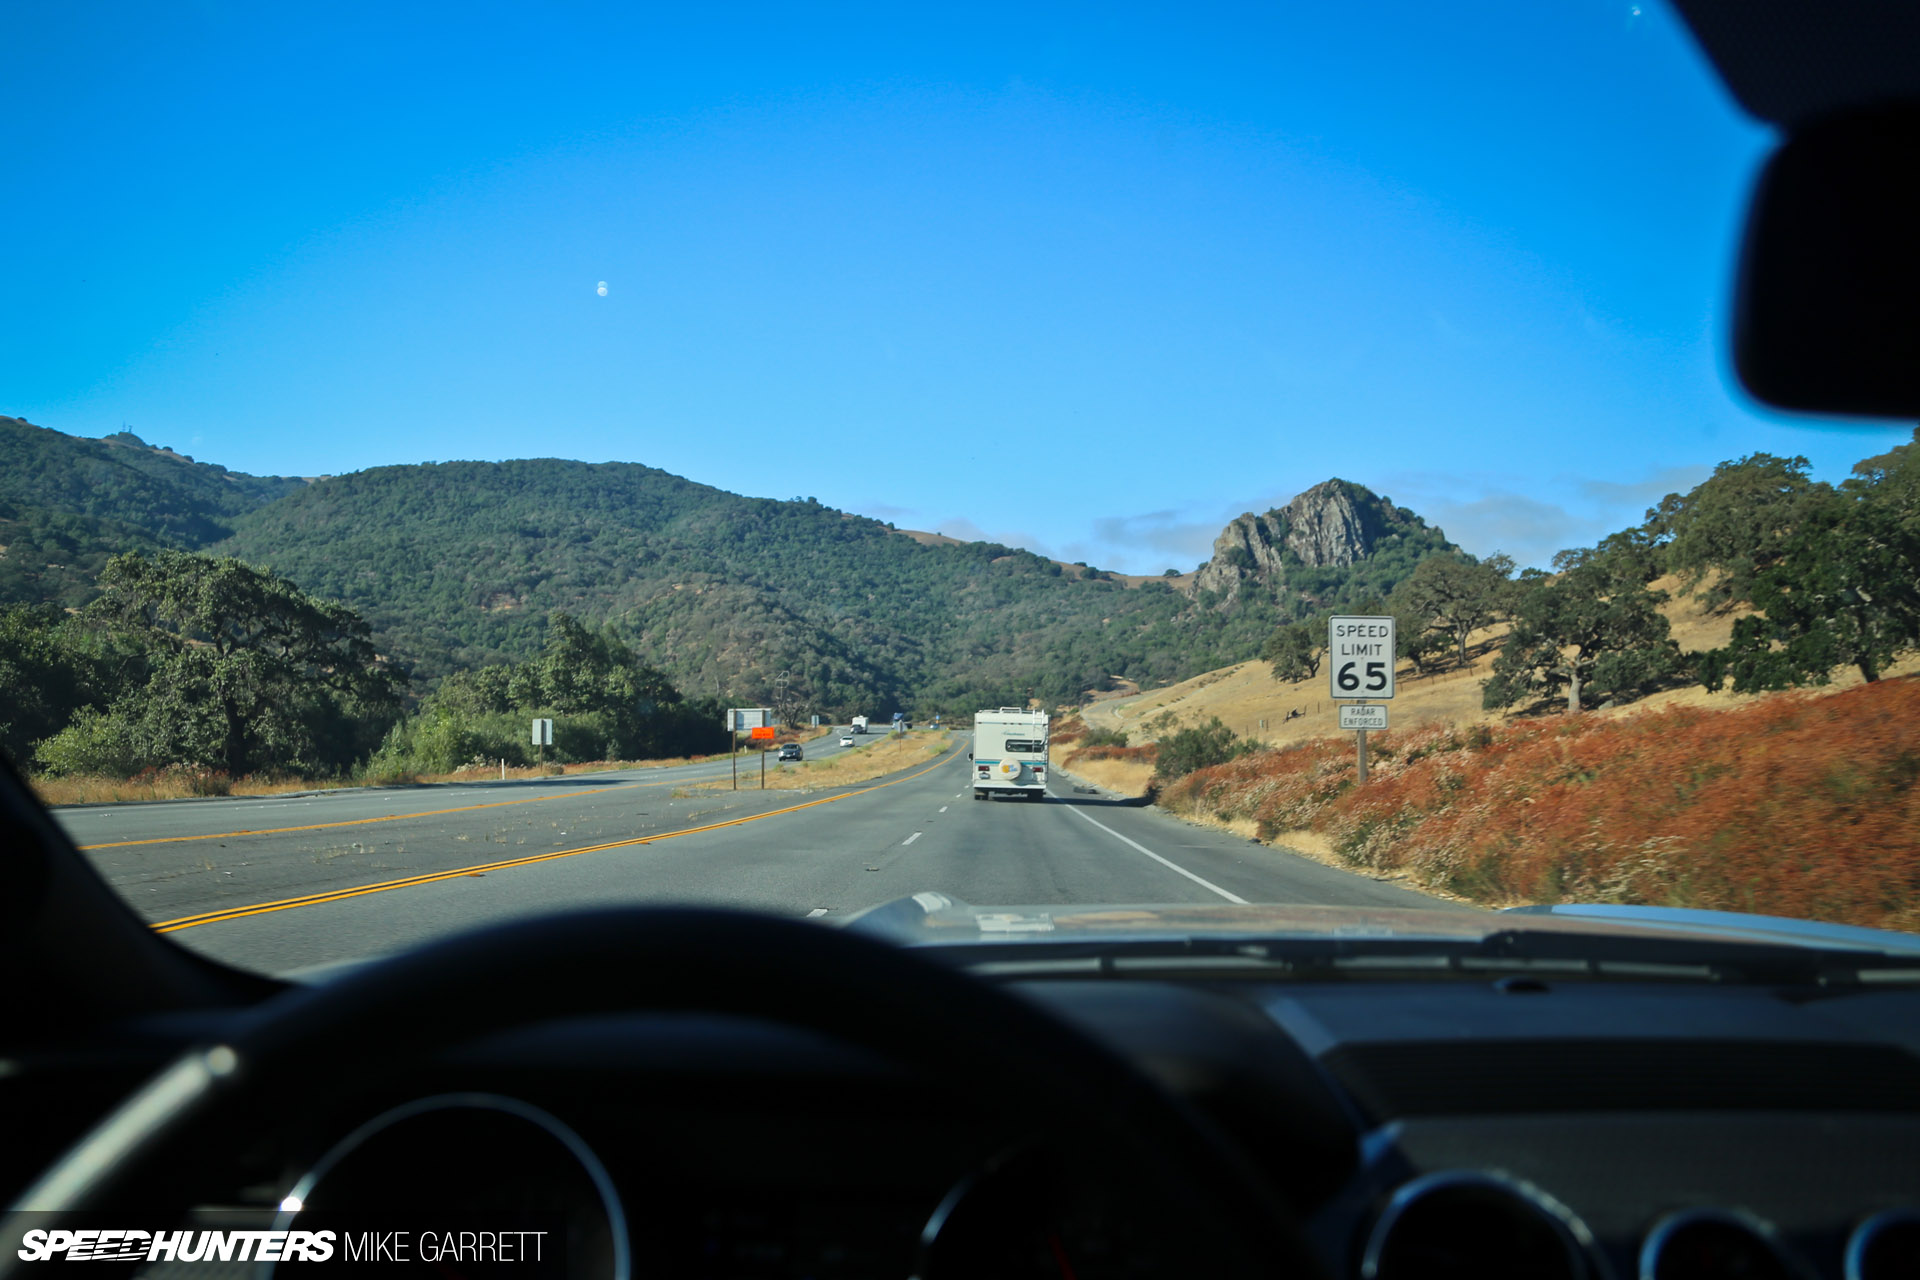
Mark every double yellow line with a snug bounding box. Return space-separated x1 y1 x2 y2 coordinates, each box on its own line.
154 747 960 933
83 785 638 850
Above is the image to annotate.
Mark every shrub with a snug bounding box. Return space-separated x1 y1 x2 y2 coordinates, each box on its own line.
1084 727 1130 748
33 707 145 777
1154 718 1245 780
366 708 533 776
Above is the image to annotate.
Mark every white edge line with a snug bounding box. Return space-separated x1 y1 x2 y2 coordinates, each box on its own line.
1063 805 1248 904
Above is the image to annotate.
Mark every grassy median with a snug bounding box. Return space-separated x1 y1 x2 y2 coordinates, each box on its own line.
31 752 735 807
699 731 952 791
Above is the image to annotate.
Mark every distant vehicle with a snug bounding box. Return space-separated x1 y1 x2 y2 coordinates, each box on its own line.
971 707 1049 801
777 743 802 761
850 715 869 734
839 735 854 747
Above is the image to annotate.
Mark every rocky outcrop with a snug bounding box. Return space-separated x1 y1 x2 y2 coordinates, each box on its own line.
1191 511 1288 598
1190 479 1400 600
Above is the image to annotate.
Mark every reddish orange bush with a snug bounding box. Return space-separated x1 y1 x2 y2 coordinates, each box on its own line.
1065 743 1159 765
1159 679 1920 933
1052 717 1089 745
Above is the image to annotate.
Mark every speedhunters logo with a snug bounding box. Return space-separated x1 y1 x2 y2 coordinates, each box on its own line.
18 1230 337 1263
17 1229 550 1266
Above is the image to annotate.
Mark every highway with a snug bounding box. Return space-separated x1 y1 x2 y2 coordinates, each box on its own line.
53 730 1461 977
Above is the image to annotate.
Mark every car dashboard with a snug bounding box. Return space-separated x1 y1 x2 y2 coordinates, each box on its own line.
8 955 1920 1280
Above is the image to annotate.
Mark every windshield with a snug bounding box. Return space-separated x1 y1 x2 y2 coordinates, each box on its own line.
4 2 1917 979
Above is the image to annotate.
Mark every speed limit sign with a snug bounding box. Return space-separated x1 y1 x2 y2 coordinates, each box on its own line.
1329 616 1396 700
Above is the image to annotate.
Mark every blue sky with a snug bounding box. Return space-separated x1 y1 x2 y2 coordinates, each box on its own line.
3 1 1908 572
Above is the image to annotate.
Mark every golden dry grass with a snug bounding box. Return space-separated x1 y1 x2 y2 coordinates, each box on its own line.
409 754 727 785
32 724 834 809
30 772 344 806
1078 572 1920 748
696 731 952 791
1064 574 1920 893
1080 652 1497 751
1057 755 1158 797
32 752 732 807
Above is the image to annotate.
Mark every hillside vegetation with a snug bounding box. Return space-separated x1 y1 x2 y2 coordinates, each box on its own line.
1154 678 1920 932
3 419 1459 723
1054 433 1920 932
0 417 307 607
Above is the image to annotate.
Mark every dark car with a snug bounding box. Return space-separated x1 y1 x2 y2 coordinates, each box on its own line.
777 743 802 761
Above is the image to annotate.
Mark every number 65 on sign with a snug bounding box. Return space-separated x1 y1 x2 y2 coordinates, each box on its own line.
1328 616 1396 700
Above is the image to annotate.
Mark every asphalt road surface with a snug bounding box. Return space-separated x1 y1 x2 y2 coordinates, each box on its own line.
53 730 1460 977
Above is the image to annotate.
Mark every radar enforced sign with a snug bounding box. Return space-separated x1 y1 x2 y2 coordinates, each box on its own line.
1329 616 1396 700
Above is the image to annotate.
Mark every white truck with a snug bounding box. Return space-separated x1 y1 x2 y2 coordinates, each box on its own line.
970 708 1050 801
850 715 870 734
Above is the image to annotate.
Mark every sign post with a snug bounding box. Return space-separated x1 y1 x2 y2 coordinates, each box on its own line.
1329 617 1396 784
749 725 776 789
725 708 773 791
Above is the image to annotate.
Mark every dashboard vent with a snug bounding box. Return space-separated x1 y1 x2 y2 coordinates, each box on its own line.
1320 1039 1920 1122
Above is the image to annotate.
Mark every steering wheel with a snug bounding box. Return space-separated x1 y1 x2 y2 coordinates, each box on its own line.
1 907 1327 1279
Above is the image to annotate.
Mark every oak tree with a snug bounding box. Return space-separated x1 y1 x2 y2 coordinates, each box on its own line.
1482 560 1678 714
86 551 401 776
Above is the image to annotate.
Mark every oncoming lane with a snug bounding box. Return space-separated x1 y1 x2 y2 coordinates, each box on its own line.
65 735 1467 979
60 729 910 935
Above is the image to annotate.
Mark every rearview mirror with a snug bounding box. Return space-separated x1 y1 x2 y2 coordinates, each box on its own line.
1735 105 1920 419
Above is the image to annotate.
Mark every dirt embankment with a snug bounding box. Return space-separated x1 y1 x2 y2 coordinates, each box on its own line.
1151 678 1920 933
1053 578 1920 931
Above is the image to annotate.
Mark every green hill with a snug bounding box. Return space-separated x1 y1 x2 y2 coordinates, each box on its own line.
210 457 1180 712
3 420 1460 716
0 417 307 607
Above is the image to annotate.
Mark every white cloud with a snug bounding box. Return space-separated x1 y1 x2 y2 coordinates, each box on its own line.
1088 510 1221 562
1416 492 1595 570
1378 459 1730 570
1578 464 1711 511
852 500 917 523
934 517 1057 559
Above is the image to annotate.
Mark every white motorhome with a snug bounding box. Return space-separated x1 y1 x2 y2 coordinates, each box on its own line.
970 708 1050 800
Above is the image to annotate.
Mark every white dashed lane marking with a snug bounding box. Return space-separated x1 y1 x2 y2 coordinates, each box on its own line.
1063 806 1248 904
902 832 923 846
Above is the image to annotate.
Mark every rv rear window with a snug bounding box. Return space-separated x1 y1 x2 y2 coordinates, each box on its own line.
1003 739 1046 754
